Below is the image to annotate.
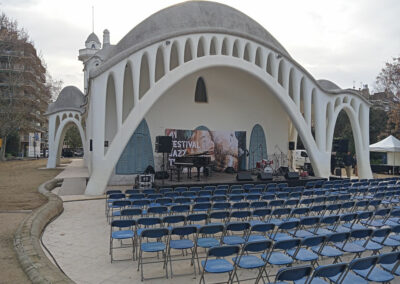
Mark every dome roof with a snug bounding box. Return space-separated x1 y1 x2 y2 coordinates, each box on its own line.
46 86 85 115
85 32 100 44
106 1 290 62
318 79 341 91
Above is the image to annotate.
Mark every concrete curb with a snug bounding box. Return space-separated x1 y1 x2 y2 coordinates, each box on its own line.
14 178 75 284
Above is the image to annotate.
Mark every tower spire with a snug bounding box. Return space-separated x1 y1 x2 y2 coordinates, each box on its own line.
92 6 94 33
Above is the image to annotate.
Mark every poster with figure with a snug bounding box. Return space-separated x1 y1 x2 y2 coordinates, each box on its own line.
166 129 246 171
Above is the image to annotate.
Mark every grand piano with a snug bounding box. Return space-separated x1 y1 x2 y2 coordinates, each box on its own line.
172 152 211 181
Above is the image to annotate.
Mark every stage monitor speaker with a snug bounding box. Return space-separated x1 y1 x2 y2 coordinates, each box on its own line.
155 136 173 153
285 171 299 180
155 171 169 179
278 166 289 176
289 141 295 150
236 172 253 181
258 172 273 181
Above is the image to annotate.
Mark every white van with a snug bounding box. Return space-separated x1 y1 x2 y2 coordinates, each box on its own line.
294 149 310 169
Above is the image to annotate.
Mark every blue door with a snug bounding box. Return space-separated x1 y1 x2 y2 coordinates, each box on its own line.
116 119 154 174
249 124 267 170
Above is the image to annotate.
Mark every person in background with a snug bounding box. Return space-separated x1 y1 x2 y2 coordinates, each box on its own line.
344 151 354 178
353 154 358 176
330 152 336 175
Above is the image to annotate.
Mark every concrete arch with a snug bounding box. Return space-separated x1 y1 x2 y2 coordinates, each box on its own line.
255 47 262 68
86 55 325 194
47 115 86 168
209 37 218 55
327 104 371 178
105 73 118 153
139 53 151 99
197 36 206 57
184 38 193 62
170 41 180 70
155 46 165 81
221 37 229 55
122 61 134 122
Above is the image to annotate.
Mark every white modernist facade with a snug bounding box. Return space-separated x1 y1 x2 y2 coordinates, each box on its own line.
46 1 373 195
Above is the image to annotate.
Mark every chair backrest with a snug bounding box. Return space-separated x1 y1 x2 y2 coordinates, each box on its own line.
163 215 185 225
137 217 162 227
226 221 251 232
348 255 378 271
310 263 347 281
372 227 391 238
350 228 373 239
278 220 299 230
121 208 142 217
251 201 268 208
128 193 145 200
320 215 339 225
211 195 227 202
212 202 231 210
170 225 197 236
111 219 135 228
378 252 400 265
199 224 224 235
251 223 275 234
140 227 169 238
208 245 240 257
276 265 313 282
194 197 210 203
174 197 191 204
301 235 326 247
243 239 273 253
112 200 131 207
230 210 251 219
327 232 351 243
187 213 208 222
209 211 230 220
147 206 168 215
252 208 272 219
299 216 320 226
170 204 190 213
375 208 391 217
273 238 301 250
109 193 125 200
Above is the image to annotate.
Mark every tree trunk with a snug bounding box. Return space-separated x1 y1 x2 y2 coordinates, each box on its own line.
0 135 7 161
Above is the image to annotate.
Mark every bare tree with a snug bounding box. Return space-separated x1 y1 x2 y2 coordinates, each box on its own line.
375 56 400 139
0 13 52 160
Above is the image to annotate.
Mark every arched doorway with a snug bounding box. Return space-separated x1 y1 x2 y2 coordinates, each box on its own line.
115 119 154 174
249 124 267 170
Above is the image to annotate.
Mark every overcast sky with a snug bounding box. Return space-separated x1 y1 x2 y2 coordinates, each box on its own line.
2 0 400 93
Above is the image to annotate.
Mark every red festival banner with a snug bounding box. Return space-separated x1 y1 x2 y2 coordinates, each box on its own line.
165 129 246 172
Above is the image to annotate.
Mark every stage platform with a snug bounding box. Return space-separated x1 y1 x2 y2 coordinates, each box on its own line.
153 171 326 188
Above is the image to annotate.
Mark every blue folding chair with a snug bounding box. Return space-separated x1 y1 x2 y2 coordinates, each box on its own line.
273 265 313 284
120 208 142 220
380 251 400 276
147 205 168 216
313 215 339 235
251 208 272 225
193 202 211 213
110 219 136 262
271 220 299 241
109 200 131 222
209 211 230 225
168 225 198 278
354 252 400 282
334 229 373 259
233 240 273 283
199 245 240 284
311 232 349 263
186 213 208 229
262 238 301 267
229 210 251 222
222 222 251 245
287 235 326 266
292 216 320 238
163 215 185 230
269 208 291 226
302 263 348 284
137 227 170 281
328 256 377 284
247 223 275 242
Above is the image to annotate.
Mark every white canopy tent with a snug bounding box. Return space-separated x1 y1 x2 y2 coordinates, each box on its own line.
370 135 400 174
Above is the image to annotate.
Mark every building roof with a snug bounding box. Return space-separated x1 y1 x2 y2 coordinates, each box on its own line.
105 1 290 63
46 86 85 115
85 32 100 44
317 79 341 91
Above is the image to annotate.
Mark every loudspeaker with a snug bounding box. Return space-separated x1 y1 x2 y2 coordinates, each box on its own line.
155 136 173 153
236 172 253 181
289 141 295 150
155 171 169 179
285 171 299 180
258 172 273 181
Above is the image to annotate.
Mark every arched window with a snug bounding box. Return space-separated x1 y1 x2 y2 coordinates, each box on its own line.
195 77 207 103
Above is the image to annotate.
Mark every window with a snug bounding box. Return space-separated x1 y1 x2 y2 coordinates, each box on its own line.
194 77 207 103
